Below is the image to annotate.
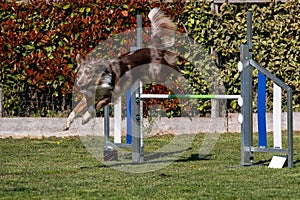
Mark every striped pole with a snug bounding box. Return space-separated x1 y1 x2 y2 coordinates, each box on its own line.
140 94 240 100
257 72 267 148
273 83 282 149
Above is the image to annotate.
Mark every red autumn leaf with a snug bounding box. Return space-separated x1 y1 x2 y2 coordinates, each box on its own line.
121 10 128 17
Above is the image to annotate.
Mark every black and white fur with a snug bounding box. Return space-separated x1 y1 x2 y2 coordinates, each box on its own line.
63 8 180 130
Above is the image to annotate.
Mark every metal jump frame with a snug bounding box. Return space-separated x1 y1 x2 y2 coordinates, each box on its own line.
240 11 293 168
104 11 293 167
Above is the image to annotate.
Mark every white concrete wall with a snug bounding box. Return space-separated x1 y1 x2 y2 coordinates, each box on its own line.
0 113 299 138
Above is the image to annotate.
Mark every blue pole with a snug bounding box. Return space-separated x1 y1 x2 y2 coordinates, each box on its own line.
126 90 132 144
258 72 267 148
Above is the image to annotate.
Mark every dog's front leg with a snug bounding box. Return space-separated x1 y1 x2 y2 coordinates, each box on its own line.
81 97 111 125
95 97 111 110
63 97 87 131
81 94 96 125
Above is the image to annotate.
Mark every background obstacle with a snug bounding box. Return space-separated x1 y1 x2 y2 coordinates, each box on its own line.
239 10 293 168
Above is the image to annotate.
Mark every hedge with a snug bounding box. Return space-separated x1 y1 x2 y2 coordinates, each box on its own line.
0 0 299 117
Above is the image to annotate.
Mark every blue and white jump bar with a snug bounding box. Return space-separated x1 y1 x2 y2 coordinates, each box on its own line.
140 94 241 100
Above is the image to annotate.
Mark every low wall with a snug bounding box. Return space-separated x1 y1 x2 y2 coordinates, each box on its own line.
0 113 299 138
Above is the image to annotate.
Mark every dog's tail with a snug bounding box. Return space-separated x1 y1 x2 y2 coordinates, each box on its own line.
148 7 177 48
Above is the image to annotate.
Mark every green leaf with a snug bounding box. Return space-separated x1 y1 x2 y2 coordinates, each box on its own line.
63 4 70 10
58 41 64 47
79 7 85 13
52 2 61 8
75 33 80 40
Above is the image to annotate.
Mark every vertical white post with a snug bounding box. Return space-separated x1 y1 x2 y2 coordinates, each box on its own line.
114 97 122 143
273 83 282 149
139 81 143 149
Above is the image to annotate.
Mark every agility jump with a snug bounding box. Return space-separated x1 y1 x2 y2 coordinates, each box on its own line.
239 11 293 168
104 10 293 168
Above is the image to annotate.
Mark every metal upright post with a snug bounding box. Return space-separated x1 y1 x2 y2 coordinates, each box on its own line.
240 10 254 166
287 89 293 168
136 14 142 49
130 14 144 163
240 44 253 166
127 14 143 145
131 81 144 163
210 3 221 119
247 10 253 59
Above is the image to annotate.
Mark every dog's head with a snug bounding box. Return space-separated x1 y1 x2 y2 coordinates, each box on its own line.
75 55 110 94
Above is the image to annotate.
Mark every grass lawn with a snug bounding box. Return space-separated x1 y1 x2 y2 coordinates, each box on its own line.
1 133 300 199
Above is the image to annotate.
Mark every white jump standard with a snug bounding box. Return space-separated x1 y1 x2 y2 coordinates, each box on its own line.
239 10 293 168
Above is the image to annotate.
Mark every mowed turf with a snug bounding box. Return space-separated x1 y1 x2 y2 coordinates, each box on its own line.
1 133 300 199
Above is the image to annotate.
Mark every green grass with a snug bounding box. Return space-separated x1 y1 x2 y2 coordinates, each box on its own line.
1 133 300 199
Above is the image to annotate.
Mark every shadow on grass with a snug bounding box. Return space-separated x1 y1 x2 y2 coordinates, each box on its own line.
253 159 271 166
293 159 300 166
175 153 211 162
94 150 212 168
